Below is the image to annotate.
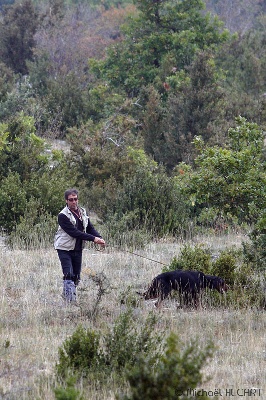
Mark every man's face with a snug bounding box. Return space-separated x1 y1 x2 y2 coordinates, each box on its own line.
66 193 78 210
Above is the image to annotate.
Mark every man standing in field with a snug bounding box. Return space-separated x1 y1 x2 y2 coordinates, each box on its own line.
54 188 105 303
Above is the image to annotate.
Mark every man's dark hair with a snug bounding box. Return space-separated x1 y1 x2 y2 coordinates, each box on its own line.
64 188 79 200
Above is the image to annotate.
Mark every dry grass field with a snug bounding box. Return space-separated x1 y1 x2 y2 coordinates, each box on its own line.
0 233 265 399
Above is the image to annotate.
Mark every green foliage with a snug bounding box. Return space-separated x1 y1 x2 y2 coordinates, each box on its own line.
0 163 73 236
56 310 162 382
158 51 227 168
103 213 152 249
0 61 14 103
118 332 214 400
0 112 48 180
217 28 266 97
41 72 92 133
66 112 140 188
164 243 240 284
0 75 38 123
93 148 191 237
56 312 215 398
54 377 84 400
161 242 265 309
104 310 161 372
0 0 39 74
68 137 190 240
0 112 74 237
91 0 229 95
28 163 75 216
214 23 266 130
211 249 239 285
176 117 266 225
163 244 212 275
7 198 57 250
103 157 191 239
247 234 266 271
56 326 102 379
225 270 266 310
242 213 266 271
205 0 263 34
0 172 27 234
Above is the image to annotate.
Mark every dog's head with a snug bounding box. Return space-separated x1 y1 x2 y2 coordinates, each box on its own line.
136 285 159 300
204 275 230 293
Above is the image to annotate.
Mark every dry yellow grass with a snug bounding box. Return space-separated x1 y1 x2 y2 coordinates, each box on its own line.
0 233 265 399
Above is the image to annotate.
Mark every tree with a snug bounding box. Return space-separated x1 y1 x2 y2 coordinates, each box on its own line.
176 116 266 225
0 61 14 102
91 0 229 96
0 112 74 234
215 25 266 129
0 112 48 180
142 52 227 169
0 0 39 74
27 3 132 134
141 85 168 164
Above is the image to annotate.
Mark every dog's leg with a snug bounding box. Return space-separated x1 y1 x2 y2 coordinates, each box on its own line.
154 298 162 308
154 283 172 308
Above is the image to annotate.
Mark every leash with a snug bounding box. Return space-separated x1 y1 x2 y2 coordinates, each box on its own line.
92 243 168 266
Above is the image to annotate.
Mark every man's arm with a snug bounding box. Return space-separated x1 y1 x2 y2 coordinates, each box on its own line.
58 213 96 242
86 219 102 238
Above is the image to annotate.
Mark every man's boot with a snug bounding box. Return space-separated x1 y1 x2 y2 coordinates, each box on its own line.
62 279 77 303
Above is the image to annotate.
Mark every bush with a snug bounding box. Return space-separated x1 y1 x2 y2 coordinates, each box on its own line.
163 244 212 275
7 198 57 250
103 310 161 372
56 312 215 399
56 310 162 382
54 377 84 400
242 219 266 272
56 326 102 380
211 249 239 285
103 211 152 249
104 167 191 239
118 333 214 400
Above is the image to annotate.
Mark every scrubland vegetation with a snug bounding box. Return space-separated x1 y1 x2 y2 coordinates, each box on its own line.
0 232 265 399
0 0 265 398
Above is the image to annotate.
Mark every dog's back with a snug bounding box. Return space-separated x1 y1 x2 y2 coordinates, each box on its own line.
143 269 228 307
143 270 205 306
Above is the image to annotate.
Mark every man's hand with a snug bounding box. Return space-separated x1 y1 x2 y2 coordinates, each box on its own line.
94 237 105 247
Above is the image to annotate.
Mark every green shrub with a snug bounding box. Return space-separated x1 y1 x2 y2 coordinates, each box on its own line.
103 212 152 249
211 249 239 285
104 310 161 372
104 167 190 239
118 333 214 400
242 231 266 272
56 326 102 379
54 377 84 400
7 198 57 250
56 313 215 398
56 310 162 382
163 244 212 274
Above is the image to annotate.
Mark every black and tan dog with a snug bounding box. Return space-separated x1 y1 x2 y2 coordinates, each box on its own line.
140 270 229 308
